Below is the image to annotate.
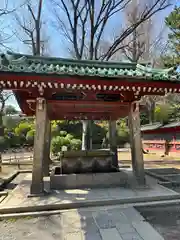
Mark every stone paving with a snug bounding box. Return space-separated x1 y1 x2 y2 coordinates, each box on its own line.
0 172 177 239
0 172 174 239
0 205 164 239
0 173 179 212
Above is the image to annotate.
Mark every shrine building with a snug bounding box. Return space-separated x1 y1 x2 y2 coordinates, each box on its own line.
142 122 180 154
0 52 179 195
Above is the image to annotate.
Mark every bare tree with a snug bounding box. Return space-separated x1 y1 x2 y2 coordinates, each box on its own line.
121 0 168 62
0 1 18 171
120 0 167 123
50 0 172 149
0 0 17 50
51 0 171 60
14 0 49 56
0 90 13 170
0 0 15 117
0 88 13 171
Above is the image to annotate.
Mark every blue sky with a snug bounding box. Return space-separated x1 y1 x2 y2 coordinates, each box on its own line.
1 0 179 110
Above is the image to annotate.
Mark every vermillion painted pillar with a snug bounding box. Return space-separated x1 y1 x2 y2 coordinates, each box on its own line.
30 98 48 195
43 117 51 176
128 102 145 185
109 120 118 170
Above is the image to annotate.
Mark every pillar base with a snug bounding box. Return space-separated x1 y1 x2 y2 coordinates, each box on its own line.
134 183 150 190
28 189 50 198
30 182 44 196
128 171 147 189
134 175 146 186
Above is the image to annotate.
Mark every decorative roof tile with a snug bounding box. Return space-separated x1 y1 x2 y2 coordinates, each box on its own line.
141 122 180 132
0 51 179 81
161 122 180 128
141 123 163 132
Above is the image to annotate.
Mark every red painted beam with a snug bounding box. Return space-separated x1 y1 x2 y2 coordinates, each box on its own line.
50 109 125 113
1 72 180 91
48 100 130 107
48 113 119 120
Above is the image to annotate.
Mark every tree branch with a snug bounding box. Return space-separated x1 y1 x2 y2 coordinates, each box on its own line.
0 91 13 113
37 0 43 20
28 4 36 22
102 0 171 60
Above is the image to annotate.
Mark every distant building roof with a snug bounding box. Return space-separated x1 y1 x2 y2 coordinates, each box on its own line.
141 122 180 133
161 122 180 129
141 123 162 132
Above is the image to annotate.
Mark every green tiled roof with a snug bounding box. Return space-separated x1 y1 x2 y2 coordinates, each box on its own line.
161 122 180 128
141 122 180 132
141 123 163 132
0 51 179 81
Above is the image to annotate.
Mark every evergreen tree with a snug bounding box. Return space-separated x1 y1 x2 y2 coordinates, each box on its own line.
163 6 180 67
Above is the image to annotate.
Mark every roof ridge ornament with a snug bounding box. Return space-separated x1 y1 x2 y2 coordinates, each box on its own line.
0 52 27 65
11 56 27 65
136 63 175 75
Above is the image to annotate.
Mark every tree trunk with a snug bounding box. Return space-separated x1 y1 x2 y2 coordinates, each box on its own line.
81 120 92 150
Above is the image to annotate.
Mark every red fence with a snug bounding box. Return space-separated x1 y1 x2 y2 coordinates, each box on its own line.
143 140 180 153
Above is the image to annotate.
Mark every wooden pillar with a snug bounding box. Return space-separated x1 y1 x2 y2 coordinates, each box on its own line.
89 120 93 150
128 102 145 185
82 120 92 150
30 98 48 195
43 117 51 176
0 117 4 172
109 120 118 170
0 154 2 172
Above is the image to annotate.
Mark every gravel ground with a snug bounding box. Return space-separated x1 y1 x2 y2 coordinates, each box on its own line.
0 215 64 240
0 165 31 179
0 209 102 240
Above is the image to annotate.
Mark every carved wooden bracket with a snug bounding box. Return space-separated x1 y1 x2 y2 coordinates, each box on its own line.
38 86 44 96
26 99 36 112
37 98 46 111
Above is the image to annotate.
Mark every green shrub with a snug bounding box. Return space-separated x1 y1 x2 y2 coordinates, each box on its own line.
51 136 71 155
117 129 129 145
3 116 19 129
65 133 74 140
26 129 35 145
0 136 7 150
15 122 31 137
70 138 82 150
154 104 173 124
51 135 82 154
92 123 106 144
59 131 67 137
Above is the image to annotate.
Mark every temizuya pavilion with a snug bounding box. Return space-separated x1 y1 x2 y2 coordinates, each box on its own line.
0 52 179 195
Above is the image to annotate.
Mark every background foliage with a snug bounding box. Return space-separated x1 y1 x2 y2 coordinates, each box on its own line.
2 100 180 155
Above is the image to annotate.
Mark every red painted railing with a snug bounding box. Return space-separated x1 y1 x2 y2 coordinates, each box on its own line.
143 140 180 153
